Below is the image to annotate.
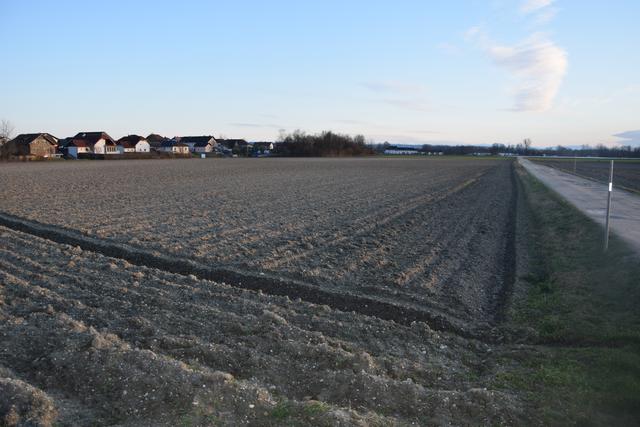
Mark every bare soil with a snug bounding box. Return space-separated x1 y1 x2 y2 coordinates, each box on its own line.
0 225 525 426
0 158 527 425
0 158 515 327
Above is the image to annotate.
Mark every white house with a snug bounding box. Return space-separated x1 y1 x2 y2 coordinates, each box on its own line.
71 132 119 156
117 135 151 153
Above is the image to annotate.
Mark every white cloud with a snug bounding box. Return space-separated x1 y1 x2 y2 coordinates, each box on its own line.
532 6 558 25
521 0 554 14
466 0 567 112
489 34 567 111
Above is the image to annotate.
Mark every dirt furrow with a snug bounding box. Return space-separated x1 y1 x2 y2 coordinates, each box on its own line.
0 211 477 335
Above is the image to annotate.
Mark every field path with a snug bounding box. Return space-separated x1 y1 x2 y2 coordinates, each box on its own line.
520 158 640 253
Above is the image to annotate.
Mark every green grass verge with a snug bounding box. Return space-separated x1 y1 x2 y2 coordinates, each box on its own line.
496 165 640 426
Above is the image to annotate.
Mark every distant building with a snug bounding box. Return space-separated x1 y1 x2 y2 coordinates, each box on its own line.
117 135 151 153
69 132 119 157
57 137 73 154
6 133 58 157
146 133 169 151
179 136 217 153
66 141 90 158
383 146 420 155
218 138 248 150
253 141 274 154
158 140 190 154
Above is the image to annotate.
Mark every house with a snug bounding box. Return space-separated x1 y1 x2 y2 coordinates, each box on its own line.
253 141 274 153
179 136 217 153
69 132 119 157
218 138 248 151
158 140 190 154
5 133 58 157
57 137 73 156
117 135 151 153
218 138 251 155
66 141 90 158
146 133 169 151
383 145 420 155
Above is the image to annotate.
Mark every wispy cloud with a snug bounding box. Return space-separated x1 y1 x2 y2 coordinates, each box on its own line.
466 1 567 112
520 0 554 14
613 130 640 146
489 34 568 111
531 6 558 25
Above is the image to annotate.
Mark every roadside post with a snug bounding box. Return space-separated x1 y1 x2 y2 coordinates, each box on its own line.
573 156 577 174
604 160 614 251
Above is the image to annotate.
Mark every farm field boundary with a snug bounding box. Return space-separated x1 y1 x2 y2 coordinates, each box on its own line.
496 164 640 425
0 210 480 337
520 158 640 254
528 157 640 194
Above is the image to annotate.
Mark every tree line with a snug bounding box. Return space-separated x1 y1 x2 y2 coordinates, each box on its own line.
275 130 374 157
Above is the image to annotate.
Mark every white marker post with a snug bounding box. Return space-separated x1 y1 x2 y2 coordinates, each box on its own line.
604 160 614 251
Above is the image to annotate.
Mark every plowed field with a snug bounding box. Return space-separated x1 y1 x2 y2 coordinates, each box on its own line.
0 158 523 425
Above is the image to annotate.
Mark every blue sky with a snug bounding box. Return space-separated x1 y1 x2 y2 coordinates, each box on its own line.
1 0 639 146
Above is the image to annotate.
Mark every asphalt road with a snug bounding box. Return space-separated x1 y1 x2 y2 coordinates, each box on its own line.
520 158 640 254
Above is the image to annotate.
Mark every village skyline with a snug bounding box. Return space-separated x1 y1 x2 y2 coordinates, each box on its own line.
1 1 639 147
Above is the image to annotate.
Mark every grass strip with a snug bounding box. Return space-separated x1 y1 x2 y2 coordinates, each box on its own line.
496 165 640 426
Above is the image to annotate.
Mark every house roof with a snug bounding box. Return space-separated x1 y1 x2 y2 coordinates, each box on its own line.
118 135 145 148
10 133 58 147
180 136 215 145
73 131 115 146
219 138 248 146
161 140 188 148
57 137 74 148
146 133 168 143
68 140 88 147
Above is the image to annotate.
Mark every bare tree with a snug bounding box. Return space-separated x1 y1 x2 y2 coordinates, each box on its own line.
0 119 15 144
523 138 532 154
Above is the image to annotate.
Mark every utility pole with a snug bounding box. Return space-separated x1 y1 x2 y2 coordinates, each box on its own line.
604 160 614 251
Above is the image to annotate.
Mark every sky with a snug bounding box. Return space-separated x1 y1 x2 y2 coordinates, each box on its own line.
1 0 639 147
